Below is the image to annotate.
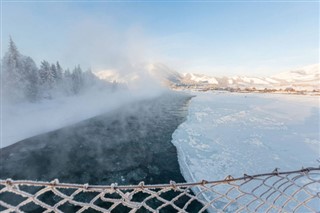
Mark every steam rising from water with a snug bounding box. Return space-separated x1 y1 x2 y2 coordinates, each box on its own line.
2 16 172 147
65 19 155 76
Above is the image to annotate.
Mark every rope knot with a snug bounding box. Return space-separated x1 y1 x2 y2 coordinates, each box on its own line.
170 181 177 190
272 168 279 175
50 179 59 187
224 175 234 181
301 167 310 174
83 183 89 190
138 181 145 189
5 178 13 186
244 174 253 181
201 180 208 185
110 183 118 192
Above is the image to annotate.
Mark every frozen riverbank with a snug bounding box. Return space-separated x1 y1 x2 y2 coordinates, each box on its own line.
172 92 320 182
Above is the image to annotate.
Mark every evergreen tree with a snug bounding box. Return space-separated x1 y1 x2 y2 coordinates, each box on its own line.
55 61 63 82
71 65 84 94
63 68 72 95
23 56 39 102
39 61 50 84
39 60 53 98
64 69 71 78
2 37 26 102
50 63 57 82
2 38 115 102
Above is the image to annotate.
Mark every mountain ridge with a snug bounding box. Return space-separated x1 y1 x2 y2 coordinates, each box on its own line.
94 63 319 91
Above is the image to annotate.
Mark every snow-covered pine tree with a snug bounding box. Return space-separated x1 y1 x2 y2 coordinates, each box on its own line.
23 56 39 102
55 61 63 82
39 60 53 98
2 38 115 102
51 61 64 95
62 68 72 95
2 37 27 102
71 65 84 95
49 63 59 96
50 63 57 82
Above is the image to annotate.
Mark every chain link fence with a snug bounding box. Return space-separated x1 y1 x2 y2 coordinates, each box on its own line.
0 167 319 212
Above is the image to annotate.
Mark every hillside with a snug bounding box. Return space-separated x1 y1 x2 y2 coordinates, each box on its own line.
94 64 320 91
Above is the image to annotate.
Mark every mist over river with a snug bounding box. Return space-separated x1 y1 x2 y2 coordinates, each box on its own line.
0 92 192 186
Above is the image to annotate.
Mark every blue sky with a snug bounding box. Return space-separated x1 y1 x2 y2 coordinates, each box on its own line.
1 1 319 76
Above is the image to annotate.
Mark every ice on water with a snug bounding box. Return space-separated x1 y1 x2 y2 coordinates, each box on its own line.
172 91 320 182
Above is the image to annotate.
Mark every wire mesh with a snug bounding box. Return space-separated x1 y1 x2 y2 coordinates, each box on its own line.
0 167 319 212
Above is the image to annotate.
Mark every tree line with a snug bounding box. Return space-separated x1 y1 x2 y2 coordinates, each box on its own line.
1 38 114 103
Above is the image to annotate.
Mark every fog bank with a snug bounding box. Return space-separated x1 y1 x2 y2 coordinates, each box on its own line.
1 88 167 148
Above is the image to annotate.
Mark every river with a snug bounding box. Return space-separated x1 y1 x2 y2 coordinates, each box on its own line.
0 92 204 212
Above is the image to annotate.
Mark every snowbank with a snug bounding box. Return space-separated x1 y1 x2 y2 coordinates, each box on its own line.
172 92 320 182
1 89 164 148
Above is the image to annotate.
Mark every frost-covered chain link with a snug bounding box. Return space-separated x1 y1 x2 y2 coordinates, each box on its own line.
0 167 319 212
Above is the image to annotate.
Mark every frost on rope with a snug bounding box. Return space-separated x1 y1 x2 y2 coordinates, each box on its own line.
0 168 319 212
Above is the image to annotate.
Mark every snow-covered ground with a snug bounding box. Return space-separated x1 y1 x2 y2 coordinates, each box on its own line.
1 89 164 148
172 91 320 182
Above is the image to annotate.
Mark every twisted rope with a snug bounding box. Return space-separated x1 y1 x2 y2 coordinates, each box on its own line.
0 167 319 212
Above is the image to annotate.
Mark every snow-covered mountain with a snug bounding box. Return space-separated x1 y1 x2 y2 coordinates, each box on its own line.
271 64 319 89
94 63 182 87
182 73 219 84
94 64 319 91
181 64 319 90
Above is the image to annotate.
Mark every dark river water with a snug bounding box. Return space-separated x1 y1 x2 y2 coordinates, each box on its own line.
0 92 204 212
